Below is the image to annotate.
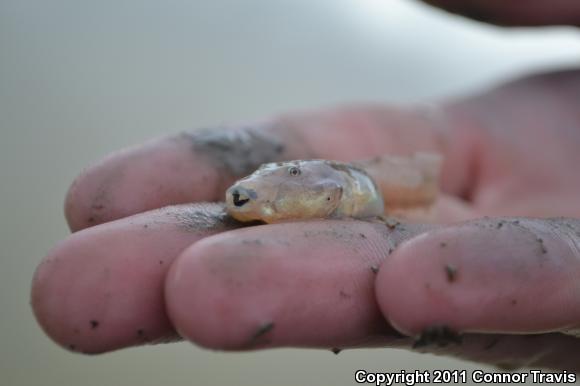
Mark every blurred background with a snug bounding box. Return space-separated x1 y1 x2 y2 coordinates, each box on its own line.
1 0 579 385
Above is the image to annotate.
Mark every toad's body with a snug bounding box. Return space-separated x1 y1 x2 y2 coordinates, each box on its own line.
225 154 441 224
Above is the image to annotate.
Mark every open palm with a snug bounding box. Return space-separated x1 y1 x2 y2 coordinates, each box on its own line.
32 68 580 370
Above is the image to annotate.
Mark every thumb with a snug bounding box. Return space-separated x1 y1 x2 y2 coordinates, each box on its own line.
376 217 580 338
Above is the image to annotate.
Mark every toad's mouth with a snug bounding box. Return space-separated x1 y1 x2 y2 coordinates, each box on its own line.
232 190 250 207
229 186 257 208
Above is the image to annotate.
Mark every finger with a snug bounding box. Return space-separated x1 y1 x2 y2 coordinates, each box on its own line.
65 105 473 231
31 203 243 354
438 195 480 223
416 194 479 224
423 0 580 26
162 216 580 370
376 217 580 338
409 332 580 371
164 219 431 351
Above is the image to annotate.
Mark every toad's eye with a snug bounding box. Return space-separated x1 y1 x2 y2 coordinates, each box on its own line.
288 166 301 176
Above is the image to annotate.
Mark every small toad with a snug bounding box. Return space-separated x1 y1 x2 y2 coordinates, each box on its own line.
225 153 441 224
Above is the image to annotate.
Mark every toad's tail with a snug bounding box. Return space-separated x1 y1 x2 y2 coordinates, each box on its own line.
357 152 442 212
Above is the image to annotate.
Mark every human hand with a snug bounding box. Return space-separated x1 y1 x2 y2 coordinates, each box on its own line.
32 69 580 370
